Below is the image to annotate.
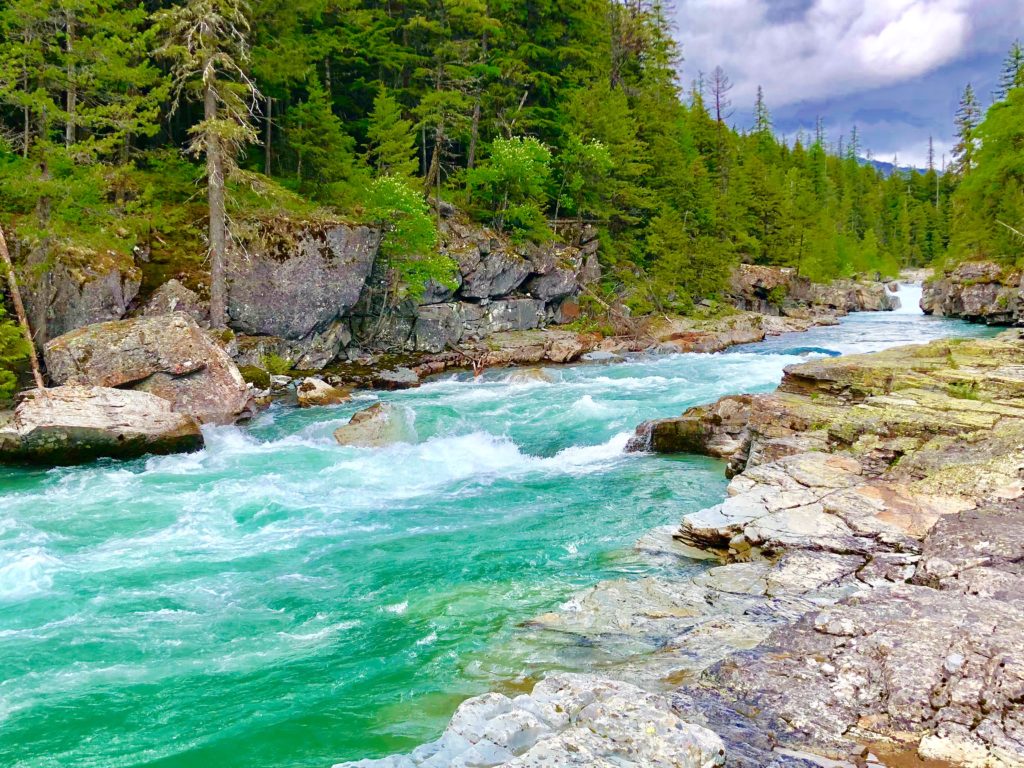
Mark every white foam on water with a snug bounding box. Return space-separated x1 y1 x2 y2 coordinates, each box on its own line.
381 601 408 615
0 549 63 602
892 282 924 315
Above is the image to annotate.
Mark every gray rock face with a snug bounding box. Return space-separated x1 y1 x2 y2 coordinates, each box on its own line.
728 264 898 315
141 279 209 327
332 674 725 768
22 246 141 342
922 261 1020 324
0 385 202 465
227 222 380 340
459 250 532 299
44 313 252 425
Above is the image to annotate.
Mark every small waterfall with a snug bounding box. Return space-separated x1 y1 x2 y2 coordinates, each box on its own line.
891 282 924 315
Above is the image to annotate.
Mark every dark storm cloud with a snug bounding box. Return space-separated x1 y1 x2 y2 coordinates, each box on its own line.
674 0 1024 165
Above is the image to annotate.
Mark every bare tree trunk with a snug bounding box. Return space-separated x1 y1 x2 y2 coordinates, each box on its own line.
264 95 272 175
423 123 443 195
0 225 45 390
22 67 30 158
205 80 228 329
65 13 76 148
467 97 480 170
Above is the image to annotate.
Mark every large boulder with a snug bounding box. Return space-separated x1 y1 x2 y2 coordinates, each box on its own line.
728 264 898 315
44 313 252 424
22 244 141 342
0 386 202 465
227 220 380 348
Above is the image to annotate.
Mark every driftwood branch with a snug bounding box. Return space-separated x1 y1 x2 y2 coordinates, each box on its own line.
0 224 45 389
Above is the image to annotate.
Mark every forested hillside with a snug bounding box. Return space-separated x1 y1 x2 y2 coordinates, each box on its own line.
0 0 1018 375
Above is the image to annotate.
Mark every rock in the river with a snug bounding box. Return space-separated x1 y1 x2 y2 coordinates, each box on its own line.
141 279 209 327
0 385 202 464
44 313 252 424
296 377 350 408
332 674 725 768
22 244 141 342
333 403 409 447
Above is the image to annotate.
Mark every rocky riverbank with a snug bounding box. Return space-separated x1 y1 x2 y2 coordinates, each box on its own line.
922 260 1022 325
342 332 1024 768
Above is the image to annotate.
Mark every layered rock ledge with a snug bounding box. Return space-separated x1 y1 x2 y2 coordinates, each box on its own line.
344 332 1024 768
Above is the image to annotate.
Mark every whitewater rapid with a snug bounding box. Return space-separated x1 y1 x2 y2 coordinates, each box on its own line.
0 300 998 768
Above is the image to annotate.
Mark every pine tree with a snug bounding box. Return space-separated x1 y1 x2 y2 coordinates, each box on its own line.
995 39 1024 101
288 79 356 197
155 0 262 329
952 83 981 176
366 88 419 181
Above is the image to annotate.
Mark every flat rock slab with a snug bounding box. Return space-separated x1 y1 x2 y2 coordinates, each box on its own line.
0 385 202 465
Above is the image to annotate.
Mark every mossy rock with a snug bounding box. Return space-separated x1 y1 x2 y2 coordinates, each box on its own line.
238 365 271 390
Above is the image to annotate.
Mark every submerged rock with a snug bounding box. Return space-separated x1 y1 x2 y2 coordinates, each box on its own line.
332 674 725 768
0 386 202 465
333 403 409 448
44 313 253 424
296 377 350 408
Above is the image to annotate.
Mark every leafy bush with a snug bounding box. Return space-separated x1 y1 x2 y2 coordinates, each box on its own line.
363 175 457 299
468 137 552 237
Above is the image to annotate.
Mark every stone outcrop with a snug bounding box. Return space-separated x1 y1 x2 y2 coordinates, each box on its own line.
44 313 252 424
141 279 209 327
347 217 601 358
922 261 1021 324
333 674 726 768
617 332 1024 766
333 402 409 447
0 385 202 464
728 264 899 316
227 221 380 367
21 244 141 342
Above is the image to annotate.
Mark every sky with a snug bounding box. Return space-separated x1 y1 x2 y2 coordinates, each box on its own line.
672 0 1024 167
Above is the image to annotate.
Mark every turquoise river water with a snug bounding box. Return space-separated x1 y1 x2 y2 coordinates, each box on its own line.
0 288 1000 768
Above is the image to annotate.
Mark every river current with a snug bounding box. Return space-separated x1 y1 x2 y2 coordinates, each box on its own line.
0 285 1000 767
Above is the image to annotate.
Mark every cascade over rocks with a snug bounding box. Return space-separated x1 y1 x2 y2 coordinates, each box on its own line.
922 261 1022 324
44 313 253 424
0 385 203 464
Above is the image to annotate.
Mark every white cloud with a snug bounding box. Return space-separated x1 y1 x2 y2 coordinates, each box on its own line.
675 0 999 109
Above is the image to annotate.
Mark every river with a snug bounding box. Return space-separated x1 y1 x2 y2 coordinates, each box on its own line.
0 286 1000 768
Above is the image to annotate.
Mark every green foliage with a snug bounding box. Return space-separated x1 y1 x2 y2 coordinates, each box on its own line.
366 89 419 181
363 176 455 299
261 353 292 375
468 137 551 237
0 304 30 402
288 80 358 200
